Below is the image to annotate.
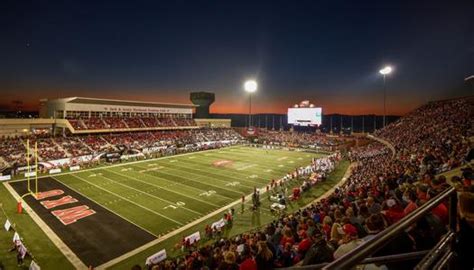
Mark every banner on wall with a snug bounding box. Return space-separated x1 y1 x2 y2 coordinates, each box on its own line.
70 166 80 171
211 218 226 230
145 249 167 266
49 168 62 174
185 231 200 244
24 171 37 177
0 175 12 181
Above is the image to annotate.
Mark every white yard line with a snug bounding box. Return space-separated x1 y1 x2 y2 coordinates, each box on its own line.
102 169 216 211
96 173 205 217
3 182 88 270
135 165 247 196
168 156 285 183
236 164 257 171
146 162 258 189
69 174 184 226
125 164 235 201
104 168 221 208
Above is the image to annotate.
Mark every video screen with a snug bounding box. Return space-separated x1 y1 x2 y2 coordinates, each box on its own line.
287 107 322 126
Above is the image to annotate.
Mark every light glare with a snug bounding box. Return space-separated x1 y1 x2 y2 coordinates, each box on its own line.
244 80 258 93
379 66 393 75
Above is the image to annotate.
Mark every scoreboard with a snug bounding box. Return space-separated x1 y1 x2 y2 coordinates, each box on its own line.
287 107 322 126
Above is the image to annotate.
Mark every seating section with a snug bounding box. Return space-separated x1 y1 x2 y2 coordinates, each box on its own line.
0 129 243 165
67 117 196 130
82 118 108 130
0 137 27 165
255 130 347 150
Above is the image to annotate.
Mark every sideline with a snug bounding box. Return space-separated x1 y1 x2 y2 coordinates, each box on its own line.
303 162 356 209
2 182 88 270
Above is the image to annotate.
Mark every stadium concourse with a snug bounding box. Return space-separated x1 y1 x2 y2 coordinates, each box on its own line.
0 97 472 270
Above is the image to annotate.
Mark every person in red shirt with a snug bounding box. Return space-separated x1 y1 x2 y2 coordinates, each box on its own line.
403 190 418 215
382 199 405 225
239 250 257 270
280 228 295 247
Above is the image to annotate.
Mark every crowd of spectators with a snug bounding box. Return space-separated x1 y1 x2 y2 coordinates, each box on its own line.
375 98 472 175
254 131 348 151
0 136 27 165
143 98 472 270
66 116 197 130
0 129 243 167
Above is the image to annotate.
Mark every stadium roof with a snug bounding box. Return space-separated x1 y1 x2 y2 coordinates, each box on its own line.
51 97 197 108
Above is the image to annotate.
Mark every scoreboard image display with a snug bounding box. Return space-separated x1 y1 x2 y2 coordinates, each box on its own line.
287 107 322 126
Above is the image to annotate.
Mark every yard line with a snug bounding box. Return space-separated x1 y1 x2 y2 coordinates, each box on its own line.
134 165 246 196
104 168 221 208
134 156 268 188
126 164 235 201
170 157 274 181
200 152 294 174
236 164 257 171
181 157 285 182
93 172 204 216
154 162 258 189
68 174 184 226
50 176 159 238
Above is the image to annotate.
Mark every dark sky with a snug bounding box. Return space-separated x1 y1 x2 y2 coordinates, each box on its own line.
1 0 473 114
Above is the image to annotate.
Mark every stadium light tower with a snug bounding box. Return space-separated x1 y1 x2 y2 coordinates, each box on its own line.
244 80 258 128
379 66 392 128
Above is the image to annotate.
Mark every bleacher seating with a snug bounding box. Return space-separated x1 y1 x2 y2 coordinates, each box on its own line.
67 116 197 130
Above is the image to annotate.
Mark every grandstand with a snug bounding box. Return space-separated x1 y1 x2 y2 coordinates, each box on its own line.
0 97 472 270
39 97 200 133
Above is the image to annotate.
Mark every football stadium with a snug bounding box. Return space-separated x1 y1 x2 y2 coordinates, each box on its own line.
1 2 473 270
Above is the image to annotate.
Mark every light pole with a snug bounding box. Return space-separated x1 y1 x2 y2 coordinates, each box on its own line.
379 66 392 128
244 80 258 129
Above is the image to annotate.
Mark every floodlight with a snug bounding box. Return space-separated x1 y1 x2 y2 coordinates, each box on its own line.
379 66 393 75
244 80 258 93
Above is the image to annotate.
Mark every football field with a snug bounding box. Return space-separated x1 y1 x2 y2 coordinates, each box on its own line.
5 145 328 268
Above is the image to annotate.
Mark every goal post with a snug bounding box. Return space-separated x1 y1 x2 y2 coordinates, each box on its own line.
18 140 39 213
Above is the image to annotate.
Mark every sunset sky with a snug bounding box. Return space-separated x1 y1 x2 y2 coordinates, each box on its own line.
1 1 473 115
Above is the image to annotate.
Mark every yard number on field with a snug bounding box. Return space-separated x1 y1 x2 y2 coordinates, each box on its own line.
199 190 216 197
164 201 186 210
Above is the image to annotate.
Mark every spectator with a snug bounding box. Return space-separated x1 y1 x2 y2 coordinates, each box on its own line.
255 241 273 270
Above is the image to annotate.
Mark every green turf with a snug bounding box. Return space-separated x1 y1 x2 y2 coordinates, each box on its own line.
2 145 345 269
52 146 326 237
109 160 351 270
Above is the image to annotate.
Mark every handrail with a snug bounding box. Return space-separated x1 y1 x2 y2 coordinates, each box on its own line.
415 232 455 270
282 250 429 270
322 186 456 270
